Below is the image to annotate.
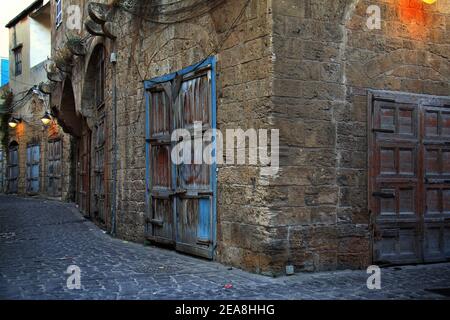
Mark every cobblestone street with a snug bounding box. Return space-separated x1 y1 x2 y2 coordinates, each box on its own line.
0 195 449 300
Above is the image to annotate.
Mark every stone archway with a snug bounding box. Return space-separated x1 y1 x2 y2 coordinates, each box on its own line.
56 78 92 216
80 43 109 227
55 79 82 138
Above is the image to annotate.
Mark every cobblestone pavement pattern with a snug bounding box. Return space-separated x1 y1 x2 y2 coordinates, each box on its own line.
1 195 449 300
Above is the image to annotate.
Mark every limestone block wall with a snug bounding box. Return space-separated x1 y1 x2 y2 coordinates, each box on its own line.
49 0 450 275
7 95 73 201
269 0 450 273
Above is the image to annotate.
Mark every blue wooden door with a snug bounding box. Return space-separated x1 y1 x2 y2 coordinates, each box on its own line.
146 88 175 245
26 144 40 194
145 58 217 259
174 70 215 259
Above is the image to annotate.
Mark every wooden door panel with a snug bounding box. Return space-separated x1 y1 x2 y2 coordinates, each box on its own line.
8 146 19 193
145 60 216 260
0 150 3 192
48 140 62 197
371 100 420 263
77 121 91 216
370 93 450 265
175 70 214 258
146 88 174 244
26 145 40 194
150 198 174 244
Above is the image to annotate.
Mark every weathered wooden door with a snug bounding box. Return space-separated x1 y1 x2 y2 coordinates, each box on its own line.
94 116 106 222
174 72 215 258
47 139 62 197
146 88 175 245
0 149 4 192
7 144 19 193
26 144 40 194
369 91 450 265
422 104 450 262
145 58 217 259
77 120 91 216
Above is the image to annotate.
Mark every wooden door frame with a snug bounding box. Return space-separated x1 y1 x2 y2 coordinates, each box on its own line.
144 56 218 259
7 144 19 194
368 89 450 264
26 143 40 195
76 120 91 217
47 138 63 198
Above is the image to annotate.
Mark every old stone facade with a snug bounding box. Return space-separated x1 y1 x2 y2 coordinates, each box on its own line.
48 0 450 275
5 94 73 200
3 0 73 201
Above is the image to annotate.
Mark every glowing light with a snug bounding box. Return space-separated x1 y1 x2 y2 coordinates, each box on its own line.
41 112 52 125
422 0 437 4
8 118 20 128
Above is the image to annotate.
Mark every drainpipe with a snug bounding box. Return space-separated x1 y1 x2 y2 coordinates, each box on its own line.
110 47 118 237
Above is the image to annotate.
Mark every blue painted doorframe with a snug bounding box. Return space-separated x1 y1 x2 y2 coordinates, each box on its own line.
144 56 218 259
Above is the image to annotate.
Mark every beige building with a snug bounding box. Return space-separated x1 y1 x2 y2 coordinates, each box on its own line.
4 0 72 200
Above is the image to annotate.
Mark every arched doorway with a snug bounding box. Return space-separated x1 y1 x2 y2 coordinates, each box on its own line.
57 78 92 217
77 118 91 217
82 44 108 226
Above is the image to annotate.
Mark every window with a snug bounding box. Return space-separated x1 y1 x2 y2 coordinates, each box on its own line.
56 0 63 27
14 48 22 76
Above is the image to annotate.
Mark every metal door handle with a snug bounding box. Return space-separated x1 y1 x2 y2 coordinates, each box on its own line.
372 128 395 133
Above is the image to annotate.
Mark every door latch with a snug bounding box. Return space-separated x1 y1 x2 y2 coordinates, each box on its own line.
372 192 395 198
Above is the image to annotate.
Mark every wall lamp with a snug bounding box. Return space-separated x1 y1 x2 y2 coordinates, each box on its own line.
8 117 21 128
422 0 437 4
41 111 53 126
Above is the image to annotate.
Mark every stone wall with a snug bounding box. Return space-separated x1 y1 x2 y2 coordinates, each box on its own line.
269 0 450 273
7 95 73 201
112 0 276 270
50 0 276 273
50 0 450 275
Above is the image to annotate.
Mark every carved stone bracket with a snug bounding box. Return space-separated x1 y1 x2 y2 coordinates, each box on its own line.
47 71 65 82
38 82 56 95
55 60 73 74
85 2 117 40
46 62 65 82
88 2 114 24
67 40 87 56
85 18 106 37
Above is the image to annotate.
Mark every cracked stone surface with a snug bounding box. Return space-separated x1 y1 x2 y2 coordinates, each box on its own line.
0 195 449 300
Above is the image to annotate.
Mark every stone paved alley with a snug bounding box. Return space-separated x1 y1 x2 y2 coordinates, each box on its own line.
0 195 449 300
